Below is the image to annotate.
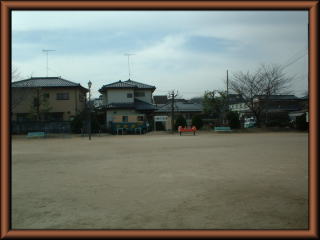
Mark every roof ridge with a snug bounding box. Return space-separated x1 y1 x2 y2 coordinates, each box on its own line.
124 79 155 88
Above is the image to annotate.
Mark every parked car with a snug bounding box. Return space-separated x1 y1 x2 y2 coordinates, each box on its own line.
244 117 256 128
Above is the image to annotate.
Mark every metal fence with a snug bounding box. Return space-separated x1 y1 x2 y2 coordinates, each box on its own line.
11 121 71 134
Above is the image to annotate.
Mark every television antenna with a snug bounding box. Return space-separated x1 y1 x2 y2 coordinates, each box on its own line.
124 53 135 79
42 49 56 77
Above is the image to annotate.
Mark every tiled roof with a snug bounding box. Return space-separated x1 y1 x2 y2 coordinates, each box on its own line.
106 98 157 111
11 77 87 90
254 95 298 100
100 80 136 89
156 102 203 113
124 79 155 89
99 79 156 92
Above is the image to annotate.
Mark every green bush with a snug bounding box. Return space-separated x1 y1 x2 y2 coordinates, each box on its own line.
175 115 187 130
192 115 203 130
226 111 241 129
70 109 101 133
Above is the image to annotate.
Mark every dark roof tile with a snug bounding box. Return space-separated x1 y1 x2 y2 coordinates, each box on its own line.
99 79 156 92
12 77 87 90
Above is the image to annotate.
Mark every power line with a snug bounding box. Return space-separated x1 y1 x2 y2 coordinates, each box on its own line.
281 52 307 70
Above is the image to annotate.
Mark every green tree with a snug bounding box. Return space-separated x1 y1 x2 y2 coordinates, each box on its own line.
28 89 52 121
202 91 228 120
71 108 100 133
191 115 203 129
226 111 241 129
174 115 187 130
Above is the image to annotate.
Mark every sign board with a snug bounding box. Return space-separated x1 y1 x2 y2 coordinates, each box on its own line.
154 116 168 122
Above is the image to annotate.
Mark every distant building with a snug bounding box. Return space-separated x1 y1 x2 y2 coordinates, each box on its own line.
153 95 168 105
93 95 104 108
12 77 88 122
98 79 157 129
153 96 203 130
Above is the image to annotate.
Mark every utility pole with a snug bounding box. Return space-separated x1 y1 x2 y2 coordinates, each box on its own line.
223 69 229 124
88 80 92 140
170 90 178 134
226 69 229 111
124 53 135 79
42 49 56 77
36 88 40 121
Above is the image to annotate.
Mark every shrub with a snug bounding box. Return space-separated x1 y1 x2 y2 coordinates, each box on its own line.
175 115 187 130
226 111 241 129
70 109 100 133
192 115 203 130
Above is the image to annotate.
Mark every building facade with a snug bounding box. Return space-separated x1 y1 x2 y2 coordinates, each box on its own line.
12 77 88 122
99 79 157 129
153 97 203 130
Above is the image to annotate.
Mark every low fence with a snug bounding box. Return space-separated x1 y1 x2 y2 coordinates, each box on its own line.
12 121 71 134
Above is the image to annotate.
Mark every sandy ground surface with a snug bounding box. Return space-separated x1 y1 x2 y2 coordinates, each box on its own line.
11 131 308 229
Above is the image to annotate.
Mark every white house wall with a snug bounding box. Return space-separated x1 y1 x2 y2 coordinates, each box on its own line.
134 90 153 103
106 89 134 104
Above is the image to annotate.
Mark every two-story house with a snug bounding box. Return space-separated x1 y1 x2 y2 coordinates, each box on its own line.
98 79 157 129
12 77 88 122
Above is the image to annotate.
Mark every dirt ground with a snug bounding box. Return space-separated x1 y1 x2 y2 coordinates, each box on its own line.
11 131 308 229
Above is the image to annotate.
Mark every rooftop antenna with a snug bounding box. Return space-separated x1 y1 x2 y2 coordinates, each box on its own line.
42 49 56 77
124 53 135 79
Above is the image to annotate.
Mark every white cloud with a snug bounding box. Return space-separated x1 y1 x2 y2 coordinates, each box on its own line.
12 11 308 98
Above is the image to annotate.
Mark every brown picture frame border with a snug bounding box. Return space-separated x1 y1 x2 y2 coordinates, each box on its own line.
1 1 318 238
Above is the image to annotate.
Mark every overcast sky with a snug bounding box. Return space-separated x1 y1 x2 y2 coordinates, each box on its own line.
12 11 308 99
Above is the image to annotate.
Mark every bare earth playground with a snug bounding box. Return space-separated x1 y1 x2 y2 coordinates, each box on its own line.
12 132 308 229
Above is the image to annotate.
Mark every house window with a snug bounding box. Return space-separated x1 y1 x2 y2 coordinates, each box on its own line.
137 116 144 121
135 92 145 97
127 93 133 98
56 93 69 100
122 116 128 122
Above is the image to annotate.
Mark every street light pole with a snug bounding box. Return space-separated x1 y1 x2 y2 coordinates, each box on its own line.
88 80 92 140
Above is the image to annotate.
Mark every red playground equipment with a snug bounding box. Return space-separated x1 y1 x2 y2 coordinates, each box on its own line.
178 126 197 136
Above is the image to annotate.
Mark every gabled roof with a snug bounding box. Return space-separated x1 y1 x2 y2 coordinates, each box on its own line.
124 79 156 89
106 98 157 111
100 80 136 89
11 77 88 91
99 79 156 93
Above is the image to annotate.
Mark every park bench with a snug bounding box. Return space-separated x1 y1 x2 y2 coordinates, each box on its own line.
27 131 47 138
178 126 197 136
214 126 232 132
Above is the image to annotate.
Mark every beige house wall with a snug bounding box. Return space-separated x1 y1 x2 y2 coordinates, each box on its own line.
12 87 87 121
106 109 145 127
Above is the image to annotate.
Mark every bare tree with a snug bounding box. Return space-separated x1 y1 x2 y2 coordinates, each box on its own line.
229 64 293 126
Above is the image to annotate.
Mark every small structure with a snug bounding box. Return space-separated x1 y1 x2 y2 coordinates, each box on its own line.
214 126 232 132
